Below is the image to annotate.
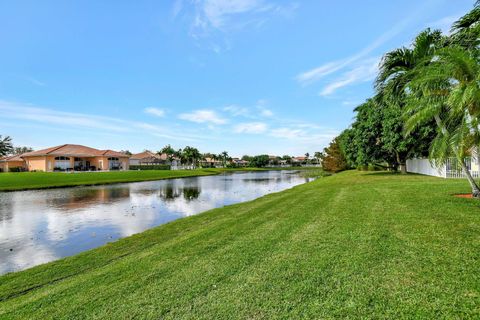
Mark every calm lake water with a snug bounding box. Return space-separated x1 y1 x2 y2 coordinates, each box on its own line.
0 170 312 274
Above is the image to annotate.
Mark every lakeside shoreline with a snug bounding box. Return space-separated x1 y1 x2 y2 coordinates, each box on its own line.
0 167 319 192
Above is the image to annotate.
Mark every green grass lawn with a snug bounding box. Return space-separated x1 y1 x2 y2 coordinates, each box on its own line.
0 167 317 192
0 169 221 191
1 171 479 318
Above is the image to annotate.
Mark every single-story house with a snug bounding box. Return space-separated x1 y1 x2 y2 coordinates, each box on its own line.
0 154 26 172
129 151 179 166
17 144 130 172
200 157 223 168
231 158 249 167
292 156 307 164
130 151 164 165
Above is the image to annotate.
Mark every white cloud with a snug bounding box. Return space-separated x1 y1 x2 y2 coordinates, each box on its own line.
319 57 380 96
0 100 201 142
428 14 463 35
144 107 166 117
234 122 267 134
25 76 46 87
270 127 302 139
177 0 298 52
255 99 273 117
178 109 227 125
172 0 183 18
269 127 337 146
223 104 250 117
260 108 273 117
296 2 433 85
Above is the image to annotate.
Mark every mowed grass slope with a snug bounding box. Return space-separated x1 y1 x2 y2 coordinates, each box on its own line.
0 169 220 191
1 171 479 318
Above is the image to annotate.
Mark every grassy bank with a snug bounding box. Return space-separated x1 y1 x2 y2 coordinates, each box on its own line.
0 167 317 192
1 171 479 318
0 169 221 192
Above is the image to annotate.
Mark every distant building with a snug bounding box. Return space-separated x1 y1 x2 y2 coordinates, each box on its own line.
231 158 249 167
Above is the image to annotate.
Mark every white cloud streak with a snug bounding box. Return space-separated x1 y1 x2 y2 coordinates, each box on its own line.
319 57 380 96
178 109 227 125
144 107 166 117
0 100 200 142
296 2 435 85
234 122 267 134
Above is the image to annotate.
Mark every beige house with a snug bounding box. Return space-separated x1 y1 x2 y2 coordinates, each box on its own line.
129 151 164 165
17 144 129 172
0 154 26 172
130 151 179 167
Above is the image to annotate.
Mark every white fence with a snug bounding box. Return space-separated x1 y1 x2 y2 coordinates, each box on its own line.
406 158 446 178
406 157 480 178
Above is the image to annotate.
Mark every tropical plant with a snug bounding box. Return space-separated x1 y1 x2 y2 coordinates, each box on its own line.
314 152 322 165
221 151 229 167
160 144 176 163
0 135 13 156
404 45 480 196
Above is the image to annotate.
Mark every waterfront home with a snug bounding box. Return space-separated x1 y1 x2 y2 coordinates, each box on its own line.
17 144 129 172
0 154 26 172
292 156 307 165
129 151 163 165
130 151 179 167
200 157 223 168
231 158 249 167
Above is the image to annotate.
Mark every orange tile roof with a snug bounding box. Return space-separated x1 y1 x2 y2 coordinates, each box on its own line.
21 144 129 158
0 154 24 162
130 151 162 160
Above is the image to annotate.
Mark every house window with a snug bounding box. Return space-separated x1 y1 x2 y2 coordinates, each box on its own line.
54 156 71 170
108 157 121 170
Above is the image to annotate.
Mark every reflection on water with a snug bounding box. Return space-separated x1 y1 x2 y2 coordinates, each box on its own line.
0 171 312 274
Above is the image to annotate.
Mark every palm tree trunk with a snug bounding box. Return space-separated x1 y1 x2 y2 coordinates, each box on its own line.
434 115 480 197
458 157 480 197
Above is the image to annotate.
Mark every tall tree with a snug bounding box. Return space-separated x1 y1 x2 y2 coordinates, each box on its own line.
0 135 13 156
405 44 480 197
13 146 33 155
320 137 348 172
160 144 176 163
221 151 229 167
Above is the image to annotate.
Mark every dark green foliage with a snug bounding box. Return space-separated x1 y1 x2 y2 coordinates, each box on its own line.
249 154 270 167
0 135 13 156
129 165 171 170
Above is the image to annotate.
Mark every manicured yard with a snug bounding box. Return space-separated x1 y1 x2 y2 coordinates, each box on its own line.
1 171 479 318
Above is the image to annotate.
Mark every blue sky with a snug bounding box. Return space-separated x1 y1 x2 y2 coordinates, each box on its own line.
0 0 474 156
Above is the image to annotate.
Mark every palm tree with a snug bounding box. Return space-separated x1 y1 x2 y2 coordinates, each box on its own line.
160 144 176 164
221 151 229 168
404 45 480 197
314 152 322 165
375 29 443 173
0 135 13 156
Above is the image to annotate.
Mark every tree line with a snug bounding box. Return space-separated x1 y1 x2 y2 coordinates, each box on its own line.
320 2 480 197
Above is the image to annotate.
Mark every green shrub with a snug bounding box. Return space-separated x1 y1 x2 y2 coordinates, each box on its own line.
129 165 171 171
8 167 24 172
